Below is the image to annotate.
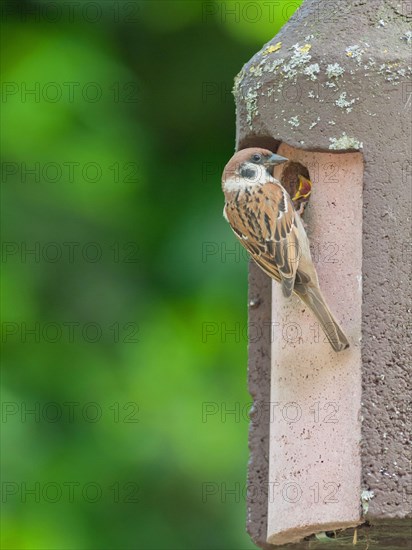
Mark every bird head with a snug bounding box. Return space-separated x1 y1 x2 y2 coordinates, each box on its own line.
222 148 288 192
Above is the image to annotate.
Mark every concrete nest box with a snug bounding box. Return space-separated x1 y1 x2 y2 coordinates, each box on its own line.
234 0 411 547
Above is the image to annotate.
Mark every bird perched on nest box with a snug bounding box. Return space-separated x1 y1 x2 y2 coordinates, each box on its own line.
221 147 349 352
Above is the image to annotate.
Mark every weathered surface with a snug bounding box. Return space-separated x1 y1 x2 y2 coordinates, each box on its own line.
241 0 411 547
267 147 363 545
247 261 273 549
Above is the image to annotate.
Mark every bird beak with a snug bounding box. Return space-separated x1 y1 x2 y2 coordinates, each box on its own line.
266 153 288 165
292 175 312 201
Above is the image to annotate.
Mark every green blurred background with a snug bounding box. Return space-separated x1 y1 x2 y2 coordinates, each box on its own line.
1 1 301 548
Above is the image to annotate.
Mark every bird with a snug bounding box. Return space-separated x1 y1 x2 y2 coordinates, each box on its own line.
292 174 312 214
277 161 312 215
221 147 349 352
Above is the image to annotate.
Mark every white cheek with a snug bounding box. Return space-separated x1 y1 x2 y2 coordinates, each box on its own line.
223 164 273 192
224 178 243 192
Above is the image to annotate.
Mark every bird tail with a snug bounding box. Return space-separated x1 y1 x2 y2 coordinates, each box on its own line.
297 286 350 352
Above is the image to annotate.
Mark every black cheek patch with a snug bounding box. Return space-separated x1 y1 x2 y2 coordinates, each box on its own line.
240 167 256 179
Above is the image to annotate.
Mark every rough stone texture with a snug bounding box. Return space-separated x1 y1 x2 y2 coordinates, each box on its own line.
247 261 273 549
240 0 412 547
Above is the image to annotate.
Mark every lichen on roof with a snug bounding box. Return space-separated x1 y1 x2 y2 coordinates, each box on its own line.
309 117 321 129
326 63 345 78
288 116 300 128
345 45 365 64
335 92 356 112
232 69 246 100
329 133 363 150
377 62 412 84
249 65 263 77
281 42 313 79
262 42 282 55
245 88 259 129
401 31 412 44
264 58 284 73
304 63 320 81
232 28 410 135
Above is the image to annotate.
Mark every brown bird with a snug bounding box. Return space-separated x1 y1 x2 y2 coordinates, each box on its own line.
222 147 349 352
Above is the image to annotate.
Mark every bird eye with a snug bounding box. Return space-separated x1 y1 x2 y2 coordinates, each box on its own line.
252 153 262 162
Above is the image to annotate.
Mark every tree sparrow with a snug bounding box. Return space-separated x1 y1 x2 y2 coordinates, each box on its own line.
222 147 349 352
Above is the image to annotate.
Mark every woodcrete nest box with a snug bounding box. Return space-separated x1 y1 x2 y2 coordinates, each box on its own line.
233 0 411 547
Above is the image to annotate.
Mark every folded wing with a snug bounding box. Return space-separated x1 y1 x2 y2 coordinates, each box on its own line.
225 182 301 297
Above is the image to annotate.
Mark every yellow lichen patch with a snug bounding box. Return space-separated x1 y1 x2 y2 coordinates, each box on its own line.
299 44 312 54
263 42 282 55
346 51 353 57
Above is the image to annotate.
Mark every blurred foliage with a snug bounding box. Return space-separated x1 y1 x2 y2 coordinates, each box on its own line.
1 1 301 549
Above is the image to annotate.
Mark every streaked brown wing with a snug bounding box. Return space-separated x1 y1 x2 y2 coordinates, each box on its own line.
225 182 300 297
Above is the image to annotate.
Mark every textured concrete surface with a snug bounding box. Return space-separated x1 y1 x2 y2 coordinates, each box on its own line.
267 147 363 545
238 0 412 547
247 262 273 548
